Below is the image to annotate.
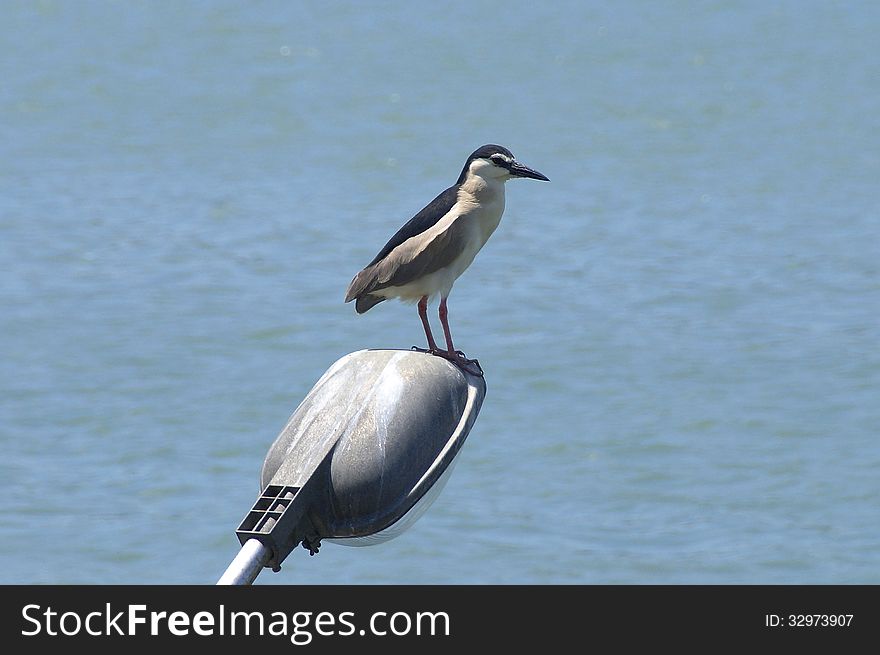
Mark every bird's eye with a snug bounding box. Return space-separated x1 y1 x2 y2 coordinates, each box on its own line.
491 155 508 166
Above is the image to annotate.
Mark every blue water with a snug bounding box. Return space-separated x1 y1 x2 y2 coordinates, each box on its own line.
1 1 878 584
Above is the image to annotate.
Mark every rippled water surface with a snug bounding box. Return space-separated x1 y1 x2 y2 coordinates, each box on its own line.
1 2 878 583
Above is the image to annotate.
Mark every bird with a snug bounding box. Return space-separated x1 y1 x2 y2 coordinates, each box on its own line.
344 144 549 375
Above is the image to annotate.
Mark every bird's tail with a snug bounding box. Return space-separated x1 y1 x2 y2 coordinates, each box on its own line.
354 294 385 314
345 267 385 313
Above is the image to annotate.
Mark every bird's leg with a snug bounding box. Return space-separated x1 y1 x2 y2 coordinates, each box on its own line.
438 296 457 355
435 297 483 376
417 295 439 352
412 296 483 376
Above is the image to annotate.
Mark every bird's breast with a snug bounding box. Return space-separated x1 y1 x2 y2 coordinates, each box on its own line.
456 180 506 247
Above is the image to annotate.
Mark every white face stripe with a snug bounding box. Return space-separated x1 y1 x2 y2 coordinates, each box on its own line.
467 156 513 180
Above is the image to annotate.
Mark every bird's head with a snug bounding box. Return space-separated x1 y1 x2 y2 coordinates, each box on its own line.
457 144 550 185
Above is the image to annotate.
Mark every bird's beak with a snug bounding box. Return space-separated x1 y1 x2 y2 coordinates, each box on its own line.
509 160 550 181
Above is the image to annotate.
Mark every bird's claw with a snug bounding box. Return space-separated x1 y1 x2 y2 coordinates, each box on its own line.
411 346 484 377
452 355 483 377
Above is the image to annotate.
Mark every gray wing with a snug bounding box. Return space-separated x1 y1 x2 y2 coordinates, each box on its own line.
345 216 469 309
374 216 469 288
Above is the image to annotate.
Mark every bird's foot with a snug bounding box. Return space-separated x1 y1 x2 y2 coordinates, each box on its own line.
450 354 484 377
411 345 484 377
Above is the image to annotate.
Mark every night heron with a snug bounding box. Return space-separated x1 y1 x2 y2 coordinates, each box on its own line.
344 144 549 374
